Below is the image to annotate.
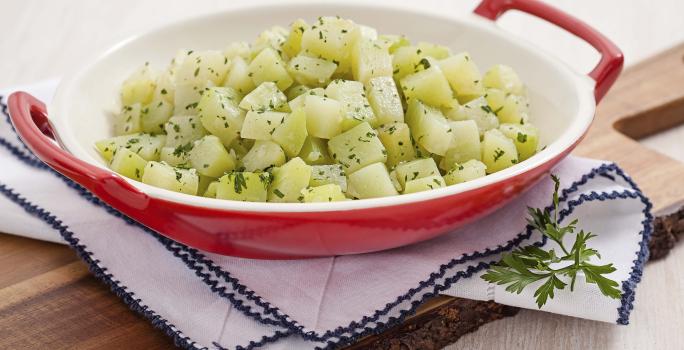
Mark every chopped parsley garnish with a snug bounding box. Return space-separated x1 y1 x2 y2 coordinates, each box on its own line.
517 132 528 143
493 148 505 161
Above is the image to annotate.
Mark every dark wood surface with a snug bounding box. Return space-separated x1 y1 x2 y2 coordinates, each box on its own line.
2 43 684 349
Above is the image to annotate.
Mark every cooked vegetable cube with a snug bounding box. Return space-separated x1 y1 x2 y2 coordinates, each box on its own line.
439 52 485 103
351 39 393 85
197 175 215 196
288 87 324 111
400 63 453 108
444 159 487 185
482 64 526 96
272 107 308 157
300 16 359 76
96 133 165 162
440 120 481 171
142 161 199 195
160 145 190 167
268 157 312 202
197 87 245 146
416 42 451 59
405 100 452 155
223 41 251 62
328 122 387 173
141 98 173 134
173 82 206 114
376 34 410 53
228 138 253 161
298 136 333 165
164 115 207 147
248 48 293 91
121 64 156 106
310 164 347 191
216 171 270 202
395 157 440 189
188 135 236 177
482 129 518 173
498 123 539 161
251 26 288 59
301 184 346 202
303 95 343 139
281 19 308 58
403 174 445 194
285 84 310 101
367 77 403 125
325 80 377 130
153 70 175 104
389 169 402 192
241 111 287 140
203 181 219 198
114 104 142 136
239 82 287 112
391 45 427 81
485 88 530 124
287 55 337 87
241 140 286 172
447 97 500 136
377 122 415 168
223 56 256 94
175 50 230 85
346 162 398 199
109 147 147 181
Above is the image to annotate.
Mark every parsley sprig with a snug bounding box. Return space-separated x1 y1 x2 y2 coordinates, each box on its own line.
481 175 622 308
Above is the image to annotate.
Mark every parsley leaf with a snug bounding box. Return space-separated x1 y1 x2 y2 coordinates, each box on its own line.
481 175 621 308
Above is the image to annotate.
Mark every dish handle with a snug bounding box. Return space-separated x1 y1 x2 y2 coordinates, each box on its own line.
7 92 150 209
474 0 623 103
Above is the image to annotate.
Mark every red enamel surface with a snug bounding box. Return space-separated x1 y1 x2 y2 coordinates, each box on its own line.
474 0 623 103
7 1 621 259
8 92 572 259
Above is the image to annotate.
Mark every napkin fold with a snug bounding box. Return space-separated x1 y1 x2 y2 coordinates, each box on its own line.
0 81 652 349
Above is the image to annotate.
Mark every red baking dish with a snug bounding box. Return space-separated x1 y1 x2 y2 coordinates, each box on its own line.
8 0 622 259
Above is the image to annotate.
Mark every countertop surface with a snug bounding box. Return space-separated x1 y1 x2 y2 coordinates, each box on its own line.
2 1 684 349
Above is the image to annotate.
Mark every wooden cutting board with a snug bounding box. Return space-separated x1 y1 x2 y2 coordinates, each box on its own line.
1 43 684 349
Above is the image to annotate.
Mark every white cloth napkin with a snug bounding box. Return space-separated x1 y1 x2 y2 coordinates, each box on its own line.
0 81 652 349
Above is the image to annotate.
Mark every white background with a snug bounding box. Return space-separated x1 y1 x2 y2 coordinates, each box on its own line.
1 1 684 349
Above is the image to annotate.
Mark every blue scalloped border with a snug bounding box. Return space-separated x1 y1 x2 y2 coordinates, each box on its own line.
0 93 652 348
0 182 203 349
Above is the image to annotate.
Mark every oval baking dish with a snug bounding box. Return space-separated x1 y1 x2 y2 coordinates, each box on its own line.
8 0 622 259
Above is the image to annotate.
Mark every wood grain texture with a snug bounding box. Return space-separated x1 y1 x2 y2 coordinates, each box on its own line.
2 1 684 349
0 235 175 349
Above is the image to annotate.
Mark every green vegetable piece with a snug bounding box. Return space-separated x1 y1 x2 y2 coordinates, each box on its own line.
328 122 387 173
238 82 287 112
241 140 286 172
142 161 199 195
309 164 347 192
188 135 237 177
216 171 269 202
444 159 487 185
481 129 518 174
395 157 440 189
298 136 333 165
403 174 445 194
109 147 147 181
247 48 294 91
197 86 245 147
346 162 398 199
268 157 312 202
301 184 346 202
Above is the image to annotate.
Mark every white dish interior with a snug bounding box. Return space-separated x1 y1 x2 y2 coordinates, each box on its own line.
49 2 596 212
